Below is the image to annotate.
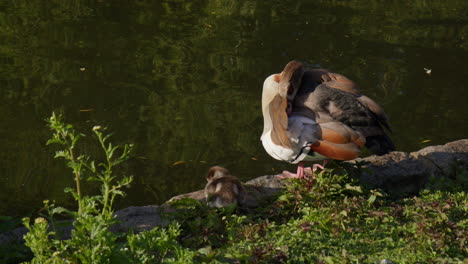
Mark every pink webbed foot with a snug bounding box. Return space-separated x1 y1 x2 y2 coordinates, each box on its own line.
279 170 301 179
312 160 328 172
279 162 306 179
277 160 328 179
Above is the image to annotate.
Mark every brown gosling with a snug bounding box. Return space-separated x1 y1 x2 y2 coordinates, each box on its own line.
204 166 243 208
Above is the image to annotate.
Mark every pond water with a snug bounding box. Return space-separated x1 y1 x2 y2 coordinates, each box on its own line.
1 0 467 216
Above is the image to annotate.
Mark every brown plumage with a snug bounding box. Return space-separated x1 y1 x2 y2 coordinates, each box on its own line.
289 61 394 155
205 166 244 208
261 60 394 178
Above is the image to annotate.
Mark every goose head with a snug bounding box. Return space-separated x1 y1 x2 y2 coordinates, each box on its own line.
261 61 305 147
279 60 305 102
262 60 305 116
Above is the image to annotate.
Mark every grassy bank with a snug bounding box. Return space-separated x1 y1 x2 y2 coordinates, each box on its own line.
1 115 466 263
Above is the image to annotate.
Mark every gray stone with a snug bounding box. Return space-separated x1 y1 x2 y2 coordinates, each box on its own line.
167 189 205 204
112 205 170 233
347 139 468 194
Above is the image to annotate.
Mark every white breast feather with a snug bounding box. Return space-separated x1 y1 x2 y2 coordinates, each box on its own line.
261 115 320 163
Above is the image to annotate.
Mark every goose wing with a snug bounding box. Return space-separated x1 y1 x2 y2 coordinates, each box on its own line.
293 68 395 155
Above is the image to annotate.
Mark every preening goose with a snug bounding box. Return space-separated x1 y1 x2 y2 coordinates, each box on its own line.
261 61 394 178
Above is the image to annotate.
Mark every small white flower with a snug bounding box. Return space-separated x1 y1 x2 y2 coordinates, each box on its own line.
424 68 432 75
92 126 102 131
34 217 47 224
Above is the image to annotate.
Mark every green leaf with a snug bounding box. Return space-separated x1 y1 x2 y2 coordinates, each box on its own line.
54 150 68 158
51 207 71 216
197 246 212 255
90 160 96 172
323 256 335 264
47 138 66 145
111 190 125 197
345 184 362 193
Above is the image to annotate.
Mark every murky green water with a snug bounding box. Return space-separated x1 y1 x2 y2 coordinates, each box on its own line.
1 0 467 216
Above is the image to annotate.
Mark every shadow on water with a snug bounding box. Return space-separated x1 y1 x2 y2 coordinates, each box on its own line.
0 0 467 216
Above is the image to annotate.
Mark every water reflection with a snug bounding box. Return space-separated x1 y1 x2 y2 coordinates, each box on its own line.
1 0 467 216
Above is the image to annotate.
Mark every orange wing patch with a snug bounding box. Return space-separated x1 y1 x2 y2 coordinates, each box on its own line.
321 127 349 144
310 140 360 160
318 122 365 147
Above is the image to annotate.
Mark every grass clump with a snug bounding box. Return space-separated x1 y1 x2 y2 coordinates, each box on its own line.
168 167 467 263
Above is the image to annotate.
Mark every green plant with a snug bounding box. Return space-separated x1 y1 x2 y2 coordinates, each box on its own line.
21 113 199 263
167 198 240 249
213 168 467 263
23 113 134 263
125 222 196 264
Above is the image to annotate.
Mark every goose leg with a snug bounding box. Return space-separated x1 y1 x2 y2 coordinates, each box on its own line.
279 160 328 179
280 161 305 179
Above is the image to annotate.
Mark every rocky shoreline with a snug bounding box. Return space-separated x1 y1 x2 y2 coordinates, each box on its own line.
1 139 467 245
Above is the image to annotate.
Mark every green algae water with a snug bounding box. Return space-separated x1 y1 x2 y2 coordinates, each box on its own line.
1 0 467 216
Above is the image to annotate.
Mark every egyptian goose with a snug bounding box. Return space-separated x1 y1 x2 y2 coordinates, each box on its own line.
261 61 394 178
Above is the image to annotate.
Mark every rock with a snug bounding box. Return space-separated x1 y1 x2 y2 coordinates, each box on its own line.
242 175 286 207
411 139 468 176
167 189 205 203
112 205 170 233
347 139 468 194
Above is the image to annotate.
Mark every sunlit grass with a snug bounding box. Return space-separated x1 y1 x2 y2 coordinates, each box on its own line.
171 167 467 263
